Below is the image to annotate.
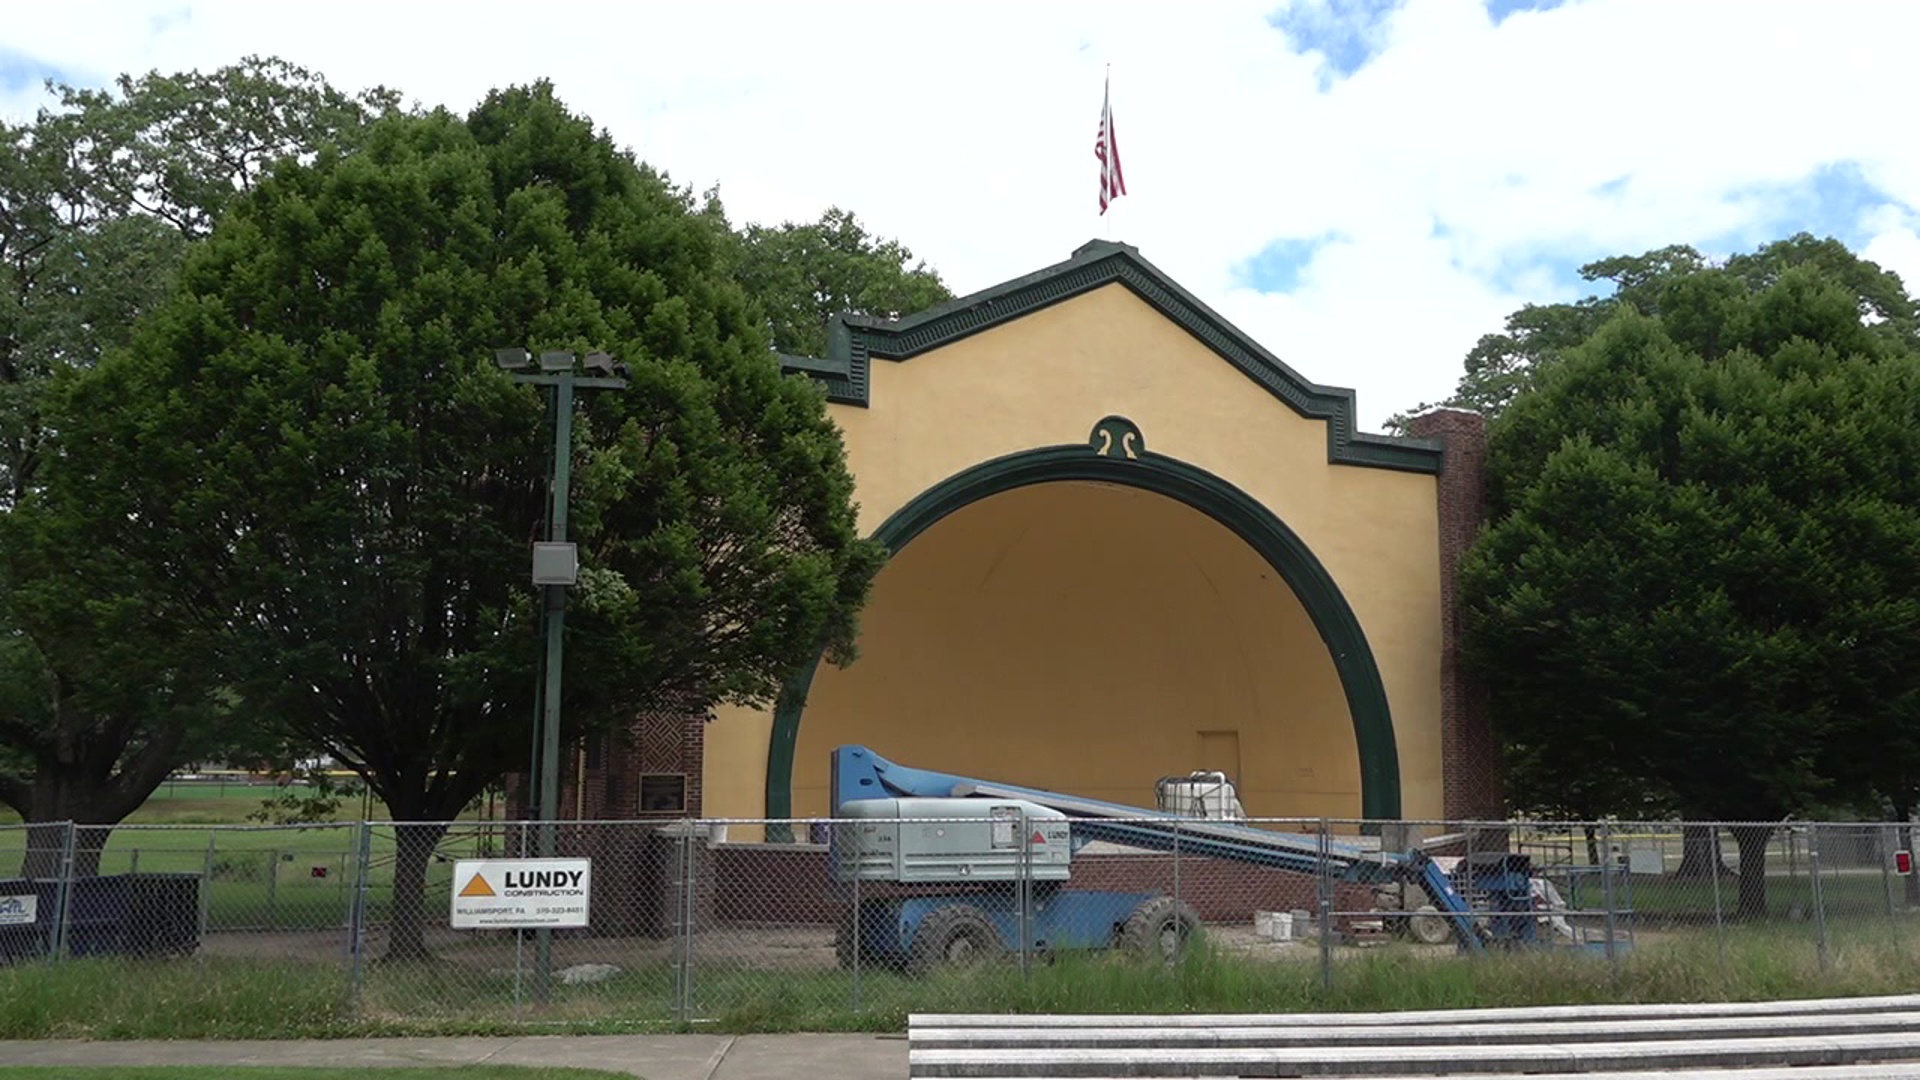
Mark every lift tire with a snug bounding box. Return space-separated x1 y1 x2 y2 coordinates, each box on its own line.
908 904 1003 976
1405 904 1453 945
1119 895 1201 963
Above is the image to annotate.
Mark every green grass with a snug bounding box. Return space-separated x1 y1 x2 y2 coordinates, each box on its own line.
1607 871 1910 921
0 779 508 827
683 921 1920 1033
0 1070 629 1080
1 918 1915 1039
0 819 530 934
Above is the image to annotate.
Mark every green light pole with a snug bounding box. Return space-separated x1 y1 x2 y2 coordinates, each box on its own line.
494 347 628 1002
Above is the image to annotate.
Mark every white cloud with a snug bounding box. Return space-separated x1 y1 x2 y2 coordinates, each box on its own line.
1861 206 1920 295
5 0 1919 428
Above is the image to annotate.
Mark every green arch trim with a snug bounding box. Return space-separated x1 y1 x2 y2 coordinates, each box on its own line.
765 441 1404 833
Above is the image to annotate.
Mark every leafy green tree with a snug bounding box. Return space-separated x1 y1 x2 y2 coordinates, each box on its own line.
732 206 952 357
0 508 230 874
1460 241 1920 917
2 54 400 504
34 83 883 958
1385 237 1920 435
0 57 399 873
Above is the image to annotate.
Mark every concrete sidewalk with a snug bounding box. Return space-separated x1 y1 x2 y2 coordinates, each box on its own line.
0 1033 907 1080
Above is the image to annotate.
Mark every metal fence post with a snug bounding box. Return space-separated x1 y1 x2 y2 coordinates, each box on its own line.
1707 823 1727 981
1317 818 1332 992
1880 823 1903 962
50 822 77 963
266 848 280 932
850 820 863 1013
1017 811 1032 978
1600 820 1618 972
679 821 697 1021
1881 823 1898 917
198 831 216 941
1171 818 1182 948
347 821 372 1017
513 823 527 1021
1465 820 1482 962
668 825 685 1026
1808 825 1830 972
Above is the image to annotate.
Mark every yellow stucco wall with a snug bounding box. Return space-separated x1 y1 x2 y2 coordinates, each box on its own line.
702 282 1443 829
789 480 1358 819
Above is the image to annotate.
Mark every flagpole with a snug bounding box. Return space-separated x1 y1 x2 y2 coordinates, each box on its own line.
1096 65 1126 240
1105 65 1121 242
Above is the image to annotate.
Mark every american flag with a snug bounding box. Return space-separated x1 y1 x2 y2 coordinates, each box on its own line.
1095 75 1126 215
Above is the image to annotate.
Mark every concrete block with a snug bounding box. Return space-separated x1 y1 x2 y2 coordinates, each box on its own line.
912 1009 1920 1050
910 992 1920 1030
908 1031 1920 1077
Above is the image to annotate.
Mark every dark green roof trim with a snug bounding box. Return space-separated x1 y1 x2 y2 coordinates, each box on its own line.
764 435 1403 840
775 351 857 403
774 239 1446 474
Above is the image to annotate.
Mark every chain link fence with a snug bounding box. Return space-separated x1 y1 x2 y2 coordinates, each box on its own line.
1 814 1916 1029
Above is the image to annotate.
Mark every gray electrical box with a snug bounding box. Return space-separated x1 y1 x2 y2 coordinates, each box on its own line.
832 797 1073 884
531 542 578 586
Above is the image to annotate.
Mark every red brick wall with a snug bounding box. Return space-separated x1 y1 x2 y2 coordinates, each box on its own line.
508 698 708 822
1404 408 1502 821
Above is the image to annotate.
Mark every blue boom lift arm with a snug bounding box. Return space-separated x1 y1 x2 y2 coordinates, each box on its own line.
830 745 1492 952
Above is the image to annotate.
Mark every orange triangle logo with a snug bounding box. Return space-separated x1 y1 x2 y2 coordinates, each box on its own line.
459 873 495 898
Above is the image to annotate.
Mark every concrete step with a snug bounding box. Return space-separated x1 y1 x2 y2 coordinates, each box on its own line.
906 1022 1920 1076
908 1030 1920 1077
912 1009 1920 1050
939 1070 1920 1080
1351 1060 1920 1068
911 992 1920 1030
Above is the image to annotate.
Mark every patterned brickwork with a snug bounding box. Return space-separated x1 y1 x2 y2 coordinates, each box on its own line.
1404 408 1503 820
509 697 707 822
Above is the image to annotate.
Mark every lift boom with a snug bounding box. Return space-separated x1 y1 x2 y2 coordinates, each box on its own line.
830 745 1491 953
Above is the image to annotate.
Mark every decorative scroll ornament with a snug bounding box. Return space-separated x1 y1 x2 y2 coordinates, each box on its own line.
1089 415 1144 460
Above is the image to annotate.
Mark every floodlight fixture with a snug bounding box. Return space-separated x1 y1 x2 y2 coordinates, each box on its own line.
582 351 615 376
494 347 532 371
531 541 578 586
539 350 576 372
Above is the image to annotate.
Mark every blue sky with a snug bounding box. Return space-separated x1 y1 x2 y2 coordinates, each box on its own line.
1267 0 1402 87
1235 158 1911 305
1267 0 1571 84
0 47 70 97
4 0 1917 429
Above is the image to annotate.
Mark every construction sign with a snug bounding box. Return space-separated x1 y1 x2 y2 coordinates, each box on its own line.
450 858 592 929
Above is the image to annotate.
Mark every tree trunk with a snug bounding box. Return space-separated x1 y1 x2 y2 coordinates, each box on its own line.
382 820 450 963
1583 824 1600 867
4 718 184 878
1674 824 1731 879
1730 824 1774 920
19 822 72 880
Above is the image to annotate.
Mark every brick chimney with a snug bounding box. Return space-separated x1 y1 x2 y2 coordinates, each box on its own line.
1403 409 1502 821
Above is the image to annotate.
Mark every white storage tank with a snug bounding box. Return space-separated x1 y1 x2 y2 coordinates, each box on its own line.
1155 771 1247 820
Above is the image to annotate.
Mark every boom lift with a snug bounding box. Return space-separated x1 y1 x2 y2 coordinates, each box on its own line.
827 745 1549 974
